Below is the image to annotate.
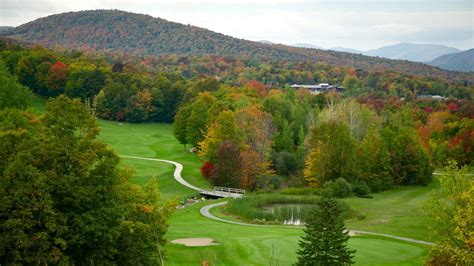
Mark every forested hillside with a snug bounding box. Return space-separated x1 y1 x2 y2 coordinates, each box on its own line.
1 39 473 187
429 49 474 72
5 10 474 84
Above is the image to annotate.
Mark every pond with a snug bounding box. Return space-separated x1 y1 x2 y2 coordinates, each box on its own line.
261 204 315 225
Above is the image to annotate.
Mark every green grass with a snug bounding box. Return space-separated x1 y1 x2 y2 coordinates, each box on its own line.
165 200 427 265
342 181 437 241
97 120 211 199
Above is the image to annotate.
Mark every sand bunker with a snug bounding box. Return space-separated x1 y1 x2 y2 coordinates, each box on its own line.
171 238 218 247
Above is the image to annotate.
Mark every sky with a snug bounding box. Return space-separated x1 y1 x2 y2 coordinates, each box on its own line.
1 0 473 50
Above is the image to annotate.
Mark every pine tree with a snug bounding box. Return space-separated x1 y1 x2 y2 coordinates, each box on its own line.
295 196 355 266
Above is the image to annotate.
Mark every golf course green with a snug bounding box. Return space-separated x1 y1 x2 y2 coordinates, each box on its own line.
30 95 431 265
96 119 431 265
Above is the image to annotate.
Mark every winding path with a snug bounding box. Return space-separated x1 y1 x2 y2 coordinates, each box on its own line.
120 155 201 191
201 201 435 246
120 155 435 246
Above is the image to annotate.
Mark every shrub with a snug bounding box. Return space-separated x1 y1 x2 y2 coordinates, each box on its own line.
352 180 371 197
225 194 356 224
367 178 383 193
273 151 299 176
200 161 214 178
280 187 319 195
322 178 353 198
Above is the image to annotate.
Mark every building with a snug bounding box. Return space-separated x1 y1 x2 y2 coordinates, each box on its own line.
290 83 344 94
417 95 447 101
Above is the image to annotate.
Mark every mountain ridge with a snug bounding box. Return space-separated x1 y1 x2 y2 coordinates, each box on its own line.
5 10 474 83
429 49 474 72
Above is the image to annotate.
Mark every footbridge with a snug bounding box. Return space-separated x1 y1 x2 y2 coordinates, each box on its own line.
200 186 245 199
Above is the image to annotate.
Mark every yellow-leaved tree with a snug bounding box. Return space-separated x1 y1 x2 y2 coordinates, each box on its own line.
427 160 474 265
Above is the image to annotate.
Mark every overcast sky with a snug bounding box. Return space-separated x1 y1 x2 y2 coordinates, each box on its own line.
1 0 473 50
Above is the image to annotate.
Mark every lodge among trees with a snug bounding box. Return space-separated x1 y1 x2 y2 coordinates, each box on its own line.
290 83 344 94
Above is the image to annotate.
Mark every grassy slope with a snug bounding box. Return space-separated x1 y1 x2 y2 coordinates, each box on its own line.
343 182 437 241
97 120 211 199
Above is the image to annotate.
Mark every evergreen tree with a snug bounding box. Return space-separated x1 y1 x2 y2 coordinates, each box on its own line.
295 196 355 266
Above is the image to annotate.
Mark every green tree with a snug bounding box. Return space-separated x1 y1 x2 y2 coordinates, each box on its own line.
0 60 32 109
149 75 186 123
304 121 358 187
427 161 474 265
186 91 216 147
95 79 137 121
359 127 392 191
295 196 355 265
0 96 174 264
199 110 244 163
14 50 55 95
65 62 107 102
381 115 433 186
273 119 293 152
173 105 192 150
342 75 360 96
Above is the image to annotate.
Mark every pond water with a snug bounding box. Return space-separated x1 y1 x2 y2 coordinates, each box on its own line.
261 204 314 225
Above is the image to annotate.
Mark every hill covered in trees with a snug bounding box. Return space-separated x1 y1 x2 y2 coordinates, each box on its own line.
429 49 474 72
4 10 474 84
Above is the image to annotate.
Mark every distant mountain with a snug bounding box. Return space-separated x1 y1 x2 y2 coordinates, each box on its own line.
429 49 474 72
5 10 474 83
258 40 275 45
0 26 13 33
330 47 362 54
365 43 461 62
291 43 325 49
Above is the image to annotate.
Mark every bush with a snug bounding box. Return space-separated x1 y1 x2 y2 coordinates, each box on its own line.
225 194 356 224
200 161 214 178
322 178 353 198
367 178 383 193
273 151 299 176
280 187 319 195
352 180 371 197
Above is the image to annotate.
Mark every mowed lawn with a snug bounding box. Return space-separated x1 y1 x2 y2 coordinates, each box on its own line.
98 120 211 199
165 200 428 265
343 182 437 241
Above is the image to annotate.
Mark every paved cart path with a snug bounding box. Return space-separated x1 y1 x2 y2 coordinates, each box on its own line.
120 155 435 246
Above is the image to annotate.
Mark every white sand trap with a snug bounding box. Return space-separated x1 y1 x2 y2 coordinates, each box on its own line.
171 238 218 247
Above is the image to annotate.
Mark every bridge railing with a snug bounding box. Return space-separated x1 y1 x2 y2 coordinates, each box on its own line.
214 186 245 195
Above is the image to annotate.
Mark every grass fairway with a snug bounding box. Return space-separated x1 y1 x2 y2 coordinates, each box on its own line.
343 182 437 241
165 200 427 265
97 120 211 199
